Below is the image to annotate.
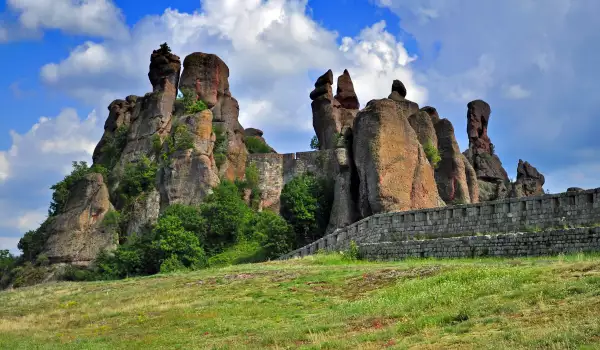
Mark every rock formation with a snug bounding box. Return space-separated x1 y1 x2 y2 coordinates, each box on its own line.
43 174 116 266
353 98 442 217
434 118 479 204
244 128 276 153
310 70 360 149
148 44 181 94
511 159 545 197
180 52 247 181
463 99 510 201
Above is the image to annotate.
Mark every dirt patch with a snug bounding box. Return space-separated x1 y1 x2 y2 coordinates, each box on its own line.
348 316 399 332
343 266 442 300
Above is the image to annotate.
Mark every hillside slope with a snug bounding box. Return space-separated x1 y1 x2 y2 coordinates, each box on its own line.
1 254 600 349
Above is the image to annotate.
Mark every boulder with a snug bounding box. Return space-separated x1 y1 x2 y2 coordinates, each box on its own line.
511 159 545 197
43 174 117 266
353 98 442 217
567 187 584 192
311 69 359 149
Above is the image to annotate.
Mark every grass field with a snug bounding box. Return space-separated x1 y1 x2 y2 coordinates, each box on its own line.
1 253 600 349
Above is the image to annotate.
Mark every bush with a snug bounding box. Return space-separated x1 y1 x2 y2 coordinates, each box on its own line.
213 126 228 168
100 125 129 170
423 140 441 169
178 88 208 114
173 124 195 151
11 262 49 288
342 240 360 261
18 217 54 262
244 136 271 154
151 215 207 270
118 156 158 200
280 174 334 247
310 135 320 150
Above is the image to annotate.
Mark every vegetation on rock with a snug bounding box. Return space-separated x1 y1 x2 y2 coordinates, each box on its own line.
310 135 320 150
244 136 271 154
177 88 208 114
423 139 441 169
212 125 228 168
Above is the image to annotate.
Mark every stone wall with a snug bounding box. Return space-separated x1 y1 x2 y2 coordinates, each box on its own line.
279 188 600 260
360 227 600 260
247 150 336 211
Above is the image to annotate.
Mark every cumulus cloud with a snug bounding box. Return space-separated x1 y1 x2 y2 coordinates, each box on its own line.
0 109 102 252
6 0 128 40
40 0 425 152
376 0 600 189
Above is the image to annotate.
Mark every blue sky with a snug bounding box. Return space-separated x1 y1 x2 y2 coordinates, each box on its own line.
1 0 600 254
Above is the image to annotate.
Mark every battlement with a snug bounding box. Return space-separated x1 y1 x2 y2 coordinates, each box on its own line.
280 188 600 260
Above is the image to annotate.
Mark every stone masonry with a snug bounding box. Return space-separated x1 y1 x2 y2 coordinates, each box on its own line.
247 150 336 211
279 187 600 260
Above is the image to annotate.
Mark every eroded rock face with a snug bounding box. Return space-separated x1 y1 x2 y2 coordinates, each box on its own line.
158 110 220 207
244 128 276 153
311 70 359 149
125 189 161 236
334 69 359 110
327 127 359 232
92 96 137 166
408 110 438 148
43 174 116 266
511 160 545 197
148 47 181 94
388 79 407 102
180 52 247 181
353 98 442 217
463 99 509 201
434 118 478 204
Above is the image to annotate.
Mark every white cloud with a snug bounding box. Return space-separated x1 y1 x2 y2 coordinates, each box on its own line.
6 0 128 39
0 153 8 182
40 0 426 150
375 0 600 190
503 84 531 99
16 209 48 233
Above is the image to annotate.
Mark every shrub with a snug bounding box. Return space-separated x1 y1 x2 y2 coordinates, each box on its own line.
342 240 360 261
423 140 441 169
11 263 49 288
178 88 208 114
244 136 271 154
100 125 129 170
151 216 207 271
213 126 228 168
49 161 91 216
173 124 195 151
35 254 50 267
18 218 54 262
159 42 171 54
118 156 158 200
310 135 320 150
102 210 122 230
280 174 334 247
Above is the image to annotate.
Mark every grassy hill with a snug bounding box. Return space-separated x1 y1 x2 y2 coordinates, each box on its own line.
1 253 600 349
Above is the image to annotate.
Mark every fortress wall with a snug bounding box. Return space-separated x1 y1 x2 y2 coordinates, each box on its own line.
279 188 600 260
247 150 336 211
360 227 600 260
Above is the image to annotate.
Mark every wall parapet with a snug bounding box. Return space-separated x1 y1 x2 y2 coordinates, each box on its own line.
279 188 600 260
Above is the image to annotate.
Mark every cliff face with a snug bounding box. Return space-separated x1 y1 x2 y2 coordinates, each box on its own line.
42 46 546 264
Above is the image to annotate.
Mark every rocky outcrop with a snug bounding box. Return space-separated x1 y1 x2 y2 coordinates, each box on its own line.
92 96 137 167
353 98 442 217
326 127 359 232
43 174 117 266
408 110 438 148
511 160 545 197
334 69 359 110
158 110 220 207
244 128 276 153
388 79 407 102
434 118 478 204
463 99 509 201
148 46 181 94
180 52 247 181
311 70 359 149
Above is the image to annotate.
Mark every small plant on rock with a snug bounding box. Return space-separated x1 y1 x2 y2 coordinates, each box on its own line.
423 139 441 169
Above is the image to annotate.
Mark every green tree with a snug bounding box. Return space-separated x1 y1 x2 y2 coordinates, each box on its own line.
151 216 207 272
244 136 271 154
118 156 158 200
49 161 90 216
200 181 254 254
423 140 441 169
280 174 334 246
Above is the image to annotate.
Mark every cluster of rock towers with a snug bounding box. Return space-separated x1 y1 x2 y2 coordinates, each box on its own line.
40 47 545 265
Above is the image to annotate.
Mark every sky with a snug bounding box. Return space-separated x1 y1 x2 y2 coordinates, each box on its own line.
1 0 600 254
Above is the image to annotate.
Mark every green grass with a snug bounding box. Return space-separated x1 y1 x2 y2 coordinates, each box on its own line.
2 253 600 349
